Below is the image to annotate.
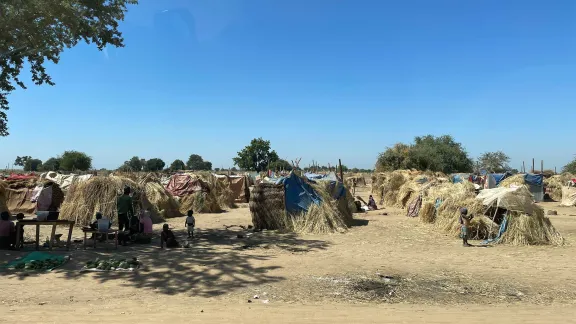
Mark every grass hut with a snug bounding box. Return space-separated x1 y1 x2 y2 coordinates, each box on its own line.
59 176 164 226
165 173 222 214
545 173 574 201
249 172 353 234
138 174 183 219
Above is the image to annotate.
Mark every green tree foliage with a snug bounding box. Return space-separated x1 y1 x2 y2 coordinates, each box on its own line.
24 158 42 171
14 155 31 167
0 0 138 136
477 151 511 173
145 158 165 171
120 156 143 171
169 159 186 171
376 135 473 173
269 159 293 171
186 154 212 171
60 150 92 171
233 138 279 172
41 157 61 171
563 158 576 174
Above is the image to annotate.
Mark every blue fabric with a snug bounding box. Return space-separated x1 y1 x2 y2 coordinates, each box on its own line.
452 175 463 183
279 173 322 213
305 172 341 182
482 216 508 245
524 174 543 186
304 173 324 180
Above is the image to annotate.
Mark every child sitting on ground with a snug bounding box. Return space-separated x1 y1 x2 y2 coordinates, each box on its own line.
0 211 15 249
185 210 195 238
160 224 179 248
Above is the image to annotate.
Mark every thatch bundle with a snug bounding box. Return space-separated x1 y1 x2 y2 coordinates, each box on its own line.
545 173 574 201
379 171 411 206
60 176 163 226
249 183 289 230
0 181 8 214
143 181 182 218
310 181 355 226
498 209 563 245
4 178 38 189
419 202 436 223
434 198 493 240
498 174 526 188
186 173 236 209
179 191 222 214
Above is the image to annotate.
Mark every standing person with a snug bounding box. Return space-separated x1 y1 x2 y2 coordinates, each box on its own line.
459 207 474 247
117 186 134 232
185 210 195 238
139 209 153 235
352 178 357 195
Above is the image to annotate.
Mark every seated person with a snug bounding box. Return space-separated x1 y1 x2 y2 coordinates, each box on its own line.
0 211 16 249
89 212 112 242
368 195 378 210
160 224 179 248
139 209 153 235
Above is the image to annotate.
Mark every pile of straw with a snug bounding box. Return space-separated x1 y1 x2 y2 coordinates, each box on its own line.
434 198 493 239
0 181 8 214
498 174 525 188
60 176 163 226
189 173 236 209
143 181 182 218
310 181 354 226
499 208 564 246
179 191 222 214
545 173 574 201
249 183 289 230
5 178 38 189
379 171 410 207
419 202 436 223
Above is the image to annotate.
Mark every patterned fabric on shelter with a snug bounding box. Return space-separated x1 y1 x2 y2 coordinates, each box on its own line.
165 174 209 197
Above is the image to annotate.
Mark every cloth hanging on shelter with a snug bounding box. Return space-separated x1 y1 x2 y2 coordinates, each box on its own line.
35 186 53 212
406 195 422 217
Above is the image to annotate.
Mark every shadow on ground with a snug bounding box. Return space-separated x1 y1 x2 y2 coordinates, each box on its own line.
2 226 330 298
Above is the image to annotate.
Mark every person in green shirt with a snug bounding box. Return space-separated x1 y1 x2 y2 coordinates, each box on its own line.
117 186 134 232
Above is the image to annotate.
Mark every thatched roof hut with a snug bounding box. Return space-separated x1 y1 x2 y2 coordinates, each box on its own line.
249 172 354 234
138 174 182 219
59 176 164 226
165 173 222 213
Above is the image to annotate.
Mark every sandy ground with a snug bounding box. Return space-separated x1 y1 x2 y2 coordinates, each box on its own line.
1 187 576 323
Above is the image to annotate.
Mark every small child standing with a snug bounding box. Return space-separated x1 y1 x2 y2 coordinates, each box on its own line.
459 207 474 247
185 210 195 238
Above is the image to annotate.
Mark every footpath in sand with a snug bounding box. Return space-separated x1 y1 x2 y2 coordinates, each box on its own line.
1 188 575 323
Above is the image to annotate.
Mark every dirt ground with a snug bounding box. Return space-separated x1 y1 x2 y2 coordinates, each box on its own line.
1 187 576 323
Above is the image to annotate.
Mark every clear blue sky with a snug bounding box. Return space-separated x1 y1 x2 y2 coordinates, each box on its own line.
2 0 575 171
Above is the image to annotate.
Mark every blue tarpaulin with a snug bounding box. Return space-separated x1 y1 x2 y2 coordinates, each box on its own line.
524 174 543 186
277 173 322 213
492 172 512 186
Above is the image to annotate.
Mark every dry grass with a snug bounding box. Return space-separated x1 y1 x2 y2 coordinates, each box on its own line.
0 181 8 214
60 176 164 226
143 181 182 218
499 208 564 246
249 183 288 230
434 198 493 239
179 191 222 214
419 202 436 223
498 174 525 188
545 173 574 201
187 173 237 209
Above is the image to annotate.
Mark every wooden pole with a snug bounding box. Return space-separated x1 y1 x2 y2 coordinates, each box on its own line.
532 158 535 173
541 160 543 173
555 167 557 174
522 161 526 173
338 159 344 181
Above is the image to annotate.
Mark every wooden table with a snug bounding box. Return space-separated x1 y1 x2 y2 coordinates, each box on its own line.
82 228 119 250
15 220 75 251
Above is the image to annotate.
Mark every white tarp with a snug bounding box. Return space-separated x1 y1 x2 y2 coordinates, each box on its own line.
39 172 93 191
560 186 576 207
476 186 536 214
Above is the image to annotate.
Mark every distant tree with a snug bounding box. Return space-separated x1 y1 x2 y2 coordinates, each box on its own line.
186 154 212 171
375 135 472 173
375 143 411 172
121 156 144 171
60 151 92 171
41 157 61 171
562 158 576 174
477 151 511 173
169 159 186 171
14 156 31 167
145 158 165 171
214 167 221 172
0 0 138 136
269 159 293 171
24 158 42 171
231 167 238 172
233 138 279 172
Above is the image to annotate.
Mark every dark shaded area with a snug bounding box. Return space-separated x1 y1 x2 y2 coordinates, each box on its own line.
350 219 370 227
1 227 329 297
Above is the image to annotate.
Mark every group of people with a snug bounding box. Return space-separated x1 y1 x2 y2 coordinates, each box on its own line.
88 186 196 249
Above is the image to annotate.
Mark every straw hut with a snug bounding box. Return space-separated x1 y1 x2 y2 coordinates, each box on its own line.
249 172 353 234
165 173 222 214
138 173 182 219
59 176 164 226
545 173 574 201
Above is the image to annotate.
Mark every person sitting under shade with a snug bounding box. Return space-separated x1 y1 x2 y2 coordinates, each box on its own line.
160 224 179 248
367 195 378 210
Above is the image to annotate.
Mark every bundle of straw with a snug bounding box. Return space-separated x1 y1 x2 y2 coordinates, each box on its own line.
179 191 222 214
143 181 182 218
499 209 564 246
249 183 289 230
419 202 436 223
498 174 525 188
434 198 492 239
0 181 9 214
545 173 574 201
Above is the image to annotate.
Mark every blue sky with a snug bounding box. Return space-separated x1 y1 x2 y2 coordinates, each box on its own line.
2 0 575 171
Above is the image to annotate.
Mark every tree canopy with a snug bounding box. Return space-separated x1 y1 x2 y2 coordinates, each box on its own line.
59 150 92 171
233 138 279 172
42 157 61 171
477 151 511 173
169 159 186 171
119 156 143 171
563 158 576 174
144 158 165 171
14 156 31 167
0 0 138 136
186 154 212 171
376 135 473 173
24 158 42 171
269 159 293 171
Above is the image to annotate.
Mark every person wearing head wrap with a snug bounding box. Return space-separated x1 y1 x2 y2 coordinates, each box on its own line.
117 186 134 232
459 207 474 247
